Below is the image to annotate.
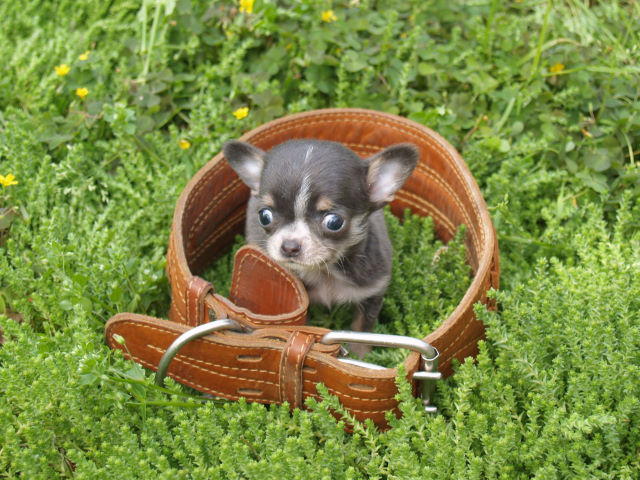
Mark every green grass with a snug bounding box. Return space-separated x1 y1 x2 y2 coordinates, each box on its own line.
1 0 639 478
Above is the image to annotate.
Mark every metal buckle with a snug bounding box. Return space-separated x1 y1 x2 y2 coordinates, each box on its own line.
155 318 246 387
155 321 440 413
321 331 441 413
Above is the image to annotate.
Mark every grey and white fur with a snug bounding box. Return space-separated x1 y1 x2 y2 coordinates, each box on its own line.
223 139 418 357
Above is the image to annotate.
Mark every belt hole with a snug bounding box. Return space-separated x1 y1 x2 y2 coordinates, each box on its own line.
236 354 262 363
262 335 286 341
238 388 262 396
302 366 317 374
348 383 377 393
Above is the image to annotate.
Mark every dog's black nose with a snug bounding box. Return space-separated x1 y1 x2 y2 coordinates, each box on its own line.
281 240 302 257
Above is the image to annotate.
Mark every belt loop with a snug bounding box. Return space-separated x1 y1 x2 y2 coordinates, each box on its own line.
186 276 215 326
279 331 315 409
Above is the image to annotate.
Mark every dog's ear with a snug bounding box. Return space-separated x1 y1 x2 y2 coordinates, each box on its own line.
366 144 419 208
223 141 266 195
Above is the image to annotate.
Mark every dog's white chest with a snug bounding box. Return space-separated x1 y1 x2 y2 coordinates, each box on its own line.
299 269 389 307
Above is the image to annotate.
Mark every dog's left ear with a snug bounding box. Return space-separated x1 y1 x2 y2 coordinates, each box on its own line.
366 144 419 207
223 141 266 195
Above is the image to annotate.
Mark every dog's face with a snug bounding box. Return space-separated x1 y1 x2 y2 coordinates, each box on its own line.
223 139 418 274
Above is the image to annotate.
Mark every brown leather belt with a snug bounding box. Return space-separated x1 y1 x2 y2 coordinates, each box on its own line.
105 108 499 429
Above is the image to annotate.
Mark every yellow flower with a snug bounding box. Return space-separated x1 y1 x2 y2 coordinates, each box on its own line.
179 139 191 150
55 64 70 76
78 50 90 61
550 62 565 74
239 0 254 13
0 174 18 187
322 10 337 22
233 107 249 120
76 87 89 100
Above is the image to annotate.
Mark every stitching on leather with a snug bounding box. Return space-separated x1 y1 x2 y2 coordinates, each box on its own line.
184 161 225 239
280 331 296 402
232 251 303 310
438 315 477 358
167 240 187 310
128 351 271 402
342 142 382 153
167 244 188 324
150 351 394 413
196 279 212 324
111 321 283 353
312 383 397 403
283 332 297 404
155 346 278 387
395 191 457 237
304 396 396 415
148 344 276 376
107 321 399 385
188 175 242 243
414 164 480 254
182 163 222 245
172 304 187 324
218 302 305 326
186 277 212 326
190 209 245 264
246 314 306 326
248 112 486 248
440 332 484 365
189 177 243 245
294 334 313 407
186 277 196 326
108 321 401 409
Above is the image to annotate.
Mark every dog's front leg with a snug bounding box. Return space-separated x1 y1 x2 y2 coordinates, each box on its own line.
347 295 384 358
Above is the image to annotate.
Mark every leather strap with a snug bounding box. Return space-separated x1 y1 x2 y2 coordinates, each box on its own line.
105 311 404 427
105 108 500 429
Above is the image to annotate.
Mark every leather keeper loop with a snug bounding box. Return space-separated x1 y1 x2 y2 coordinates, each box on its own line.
186 276 215 326
279 331 315 409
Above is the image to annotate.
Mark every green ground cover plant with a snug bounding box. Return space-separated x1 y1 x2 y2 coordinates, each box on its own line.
1 0 639 478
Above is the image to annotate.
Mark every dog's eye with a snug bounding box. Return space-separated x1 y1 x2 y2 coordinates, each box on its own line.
322 213 344 232
258 208 273 227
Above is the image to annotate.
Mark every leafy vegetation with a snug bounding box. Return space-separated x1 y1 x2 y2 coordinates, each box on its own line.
1 0 639 478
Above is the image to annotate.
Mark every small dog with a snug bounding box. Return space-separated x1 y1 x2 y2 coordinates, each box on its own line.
224 139 418 356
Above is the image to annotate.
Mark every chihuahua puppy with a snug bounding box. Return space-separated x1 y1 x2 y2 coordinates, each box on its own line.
223 139 418 357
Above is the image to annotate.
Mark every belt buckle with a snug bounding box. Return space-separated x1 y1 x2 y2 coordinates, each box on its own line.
154 321 441 414
155 318 249 388
321 331 441 413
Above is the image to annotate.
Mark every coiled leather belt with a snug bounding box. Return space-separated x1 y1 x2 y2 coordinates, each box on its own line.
105 108 500 429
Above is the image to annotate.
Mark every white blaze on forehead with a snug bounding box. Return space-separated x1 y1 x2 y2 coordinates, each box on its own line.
303 145 314 164
293 145 315 218
294 173 312 219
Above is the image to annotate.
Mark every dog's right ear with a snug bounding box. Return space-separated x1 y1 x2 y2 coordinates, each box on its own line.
223 141 266 195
